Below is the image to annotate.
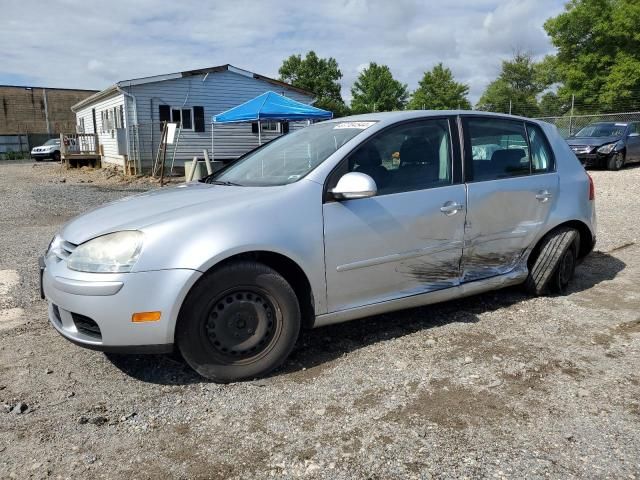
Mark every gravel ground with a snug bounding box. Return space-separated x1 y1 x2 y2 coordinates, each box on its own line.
0 162 639 479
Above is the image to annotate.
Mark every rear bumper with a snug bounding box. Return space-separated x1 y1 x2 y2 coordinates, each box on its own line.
42 258 201 353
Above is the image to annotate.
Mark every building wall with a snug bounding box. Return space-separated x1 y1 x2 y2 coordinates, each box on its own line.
120 69 314 170
75 93 126 166
0 86 97 136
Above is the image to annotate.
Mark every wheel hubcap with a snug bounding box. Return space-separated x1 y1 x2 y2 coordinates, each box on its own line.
205 289 277 359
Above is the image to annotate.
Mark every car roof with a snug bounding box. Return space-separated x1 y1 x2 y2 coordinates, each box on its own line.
329 110 538 127
587 121 628 126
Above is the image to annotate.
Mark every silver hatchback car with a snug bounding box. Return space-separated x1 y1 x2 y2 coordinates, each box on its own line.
41 111 596 382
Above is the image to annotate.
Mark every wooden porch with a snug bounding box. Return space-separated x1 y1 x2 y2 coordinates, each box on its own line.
60 133 101 168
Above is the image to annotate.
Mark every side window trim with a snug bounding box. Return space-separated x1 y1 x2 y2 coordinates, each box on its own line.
523 120 533 175
323 116 462 203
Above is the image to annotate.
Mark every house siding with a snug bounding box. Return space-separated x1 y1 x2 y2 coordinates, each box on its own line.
75 93 126 166
119 70 314 171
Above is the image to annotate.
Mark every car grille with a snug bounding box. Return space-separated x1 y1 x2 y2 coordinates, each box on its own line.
71 313 102 339
570 145 593 155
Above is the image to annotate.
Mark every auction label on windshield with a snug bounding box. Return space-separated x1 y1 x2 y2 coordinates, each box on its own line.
333 121 376 130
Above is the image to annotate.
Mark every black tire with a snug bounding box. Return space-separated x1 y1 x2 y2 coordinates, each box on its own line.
34 157 42 162
525 227 580 296
177 261 300 383
52 151 61 162
607 151 625 171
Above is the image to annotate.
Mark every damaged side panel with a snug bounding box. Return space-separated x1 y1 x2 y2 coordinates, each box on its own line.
462 173 559 282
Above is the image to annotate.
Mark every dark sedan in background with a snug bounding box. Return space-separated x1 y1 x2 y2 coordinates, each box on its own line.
567 121 640 170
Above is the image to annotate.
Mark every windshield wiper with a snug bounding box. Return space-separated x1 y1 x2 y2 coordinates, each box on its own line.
206 179 243 186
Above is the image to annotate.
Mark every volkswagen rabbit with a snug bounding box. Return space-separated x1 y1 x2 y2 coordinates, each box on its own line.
41 111 596 382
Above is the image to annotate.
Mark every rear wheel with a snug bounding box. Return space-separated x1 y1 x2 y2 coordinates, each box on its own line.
607 151 624 171
177 261 300 383
525 227 580 295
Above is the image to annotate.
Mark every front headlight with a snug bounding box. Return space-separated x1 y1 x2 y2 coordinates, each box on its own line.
67 231 144 273
597 143 616 154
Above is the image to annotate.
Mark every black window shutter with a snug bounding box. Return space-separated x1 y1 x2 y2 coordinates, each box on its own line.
251 122 259 133
158 105 170 131
282 121 290 134
193 106 205 132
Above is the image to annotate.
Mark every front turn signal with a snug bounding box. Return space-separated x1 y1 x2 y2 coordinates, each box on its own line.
131 311 162 323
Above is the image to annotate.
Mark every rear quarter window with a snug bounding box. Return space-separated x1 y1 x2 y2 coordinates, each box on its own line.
526 123 555 173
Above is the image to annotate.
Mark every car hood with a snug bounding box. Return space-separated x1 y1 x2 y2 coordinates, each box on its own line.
60 182 281 245
566 136 620 147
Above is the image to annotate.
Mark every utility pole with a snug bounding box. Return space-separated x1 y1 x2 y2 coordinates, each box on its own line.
509 99 512 115
43 89 51 136
569 94 575 136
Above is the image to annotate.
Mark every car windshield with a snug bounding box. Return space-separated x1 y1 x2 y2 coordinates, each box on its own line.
44 139 60 146
211 121 376 186
575 123 626 138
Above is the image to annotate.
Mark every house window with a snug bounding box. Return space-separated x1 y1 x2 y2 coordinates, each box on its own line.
170 107 194 130
261 121 281 133
101 109 115 133
113 105 124 129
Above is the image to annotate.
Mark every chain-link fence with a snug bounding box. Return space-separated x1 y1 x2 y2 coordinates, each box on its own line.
535 111 640 138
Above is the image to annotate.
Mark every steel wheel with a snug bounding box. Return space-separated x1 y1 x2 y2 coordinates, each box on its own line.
203 287 281 364
177 261 301 382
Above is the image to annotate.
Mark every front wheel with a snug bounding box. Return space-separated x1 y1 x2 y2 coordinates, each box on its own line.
607 151 625 171
177 261 300 383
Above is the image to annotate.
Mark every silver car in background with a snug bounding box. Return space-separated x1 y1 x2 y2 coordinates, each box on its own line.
41 111 596 382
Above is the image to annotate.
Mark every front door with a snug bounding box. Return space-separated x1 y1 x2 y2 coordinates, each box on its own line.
323 118 466 313
625 123 640 162
460 117 559 281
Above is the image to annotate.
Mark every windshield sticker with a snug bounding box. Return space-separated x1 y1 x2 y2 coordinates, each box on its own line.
333 121 376 130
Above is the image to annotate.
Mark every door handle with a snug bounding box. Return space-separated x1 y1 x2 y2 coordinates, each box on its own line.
440 201 464 215
535 190 553 202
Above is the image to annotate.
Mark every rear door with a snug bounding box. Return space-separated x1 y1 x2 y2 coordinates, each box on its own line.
460 116 558 281
323 117 466 312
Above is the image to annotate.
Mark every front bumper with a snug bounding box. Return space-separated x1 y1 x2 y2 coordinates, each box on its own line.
575 152 611 168
42 256 202 353
31 151 54 159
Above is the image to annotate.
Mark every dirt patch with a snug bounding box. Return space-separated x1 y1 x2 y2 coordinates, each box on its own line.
385 379 516 431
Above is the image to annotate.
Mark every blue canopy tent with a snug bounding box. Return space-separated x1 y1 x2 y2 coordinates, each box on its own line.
212 91 333 145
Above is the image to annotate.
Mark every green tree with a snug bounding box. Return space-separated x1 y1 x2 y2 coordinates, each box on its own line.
278 51 349 116
544 0 640 112
408 63 471 110
476 53 547 117
350 63 409 114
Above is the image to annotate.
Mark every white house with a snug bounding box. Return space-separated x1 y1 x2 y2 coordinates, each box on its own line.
70 64 315 173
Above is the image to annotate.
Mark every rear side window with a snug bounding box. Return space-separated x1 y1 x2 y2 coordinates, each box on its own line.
526 123 554 173
464 118 530 181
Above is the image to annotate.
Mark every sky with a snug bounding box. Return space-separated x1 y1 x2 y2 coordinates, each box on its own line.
1 0 567 104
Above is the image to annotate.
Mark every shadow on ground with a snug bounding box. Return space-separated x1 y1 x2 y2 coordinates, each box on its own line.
106 251 625 385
